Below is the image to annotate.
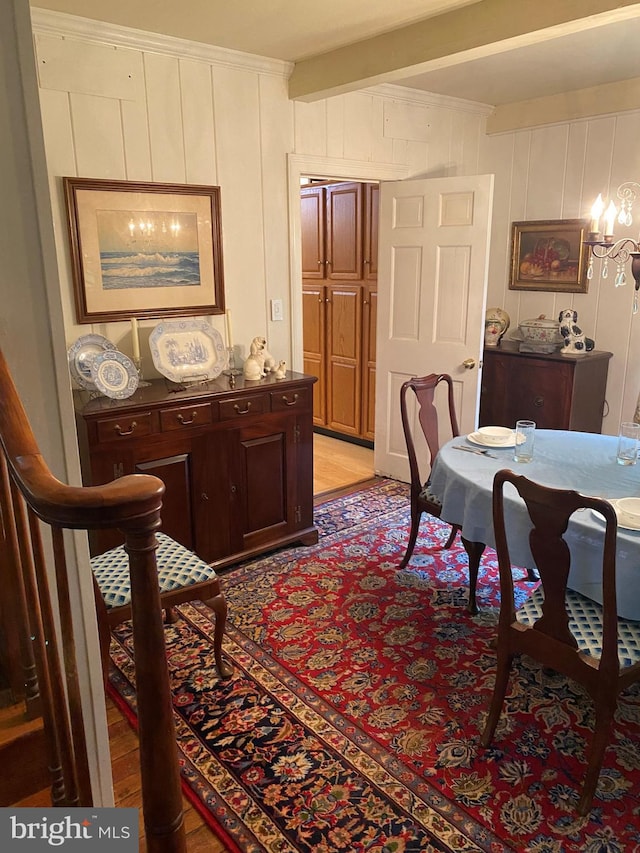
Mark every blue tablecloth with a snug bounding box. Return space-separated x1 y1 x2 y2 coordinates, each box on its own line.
429 429 640 620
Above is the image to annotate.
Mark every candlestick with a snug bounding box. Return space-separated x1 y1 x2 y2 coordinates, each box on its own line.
131 318 141 361
225 310 233 350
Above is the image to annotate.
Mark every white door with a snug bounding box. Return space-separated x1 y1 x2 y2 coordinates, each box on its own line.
374 174 494 480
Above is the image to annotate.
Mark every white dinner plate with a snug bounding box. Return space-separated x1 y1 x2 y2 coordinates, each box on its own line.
150 318 226 384
590 499 640 532
67 333 117 391
467 430 524 448
91 351 139 399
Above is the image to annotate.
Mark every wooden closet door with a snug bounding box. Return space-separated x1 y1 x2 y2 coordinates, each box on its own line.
302 283 327 426
326 284 363 435
363 183 379 281
326 183 363 280
300 186 325 279
361 284 377 441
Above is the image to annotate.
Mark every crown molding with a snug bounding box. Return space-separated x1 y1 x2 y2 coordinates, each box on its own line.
30 7 293 78
367 83 493 116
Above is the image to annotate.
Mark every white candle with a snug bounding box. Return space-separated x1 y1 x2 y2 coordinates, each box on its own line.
604 201 617 237
131 317 140 361
225 310 233 350
590 194 605 233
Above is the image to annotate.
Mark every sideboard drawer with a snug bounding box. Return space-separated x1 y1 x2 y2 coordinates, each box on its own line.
95 412 154 443
270 386 310 412
159 402 212 432
218 393 267 420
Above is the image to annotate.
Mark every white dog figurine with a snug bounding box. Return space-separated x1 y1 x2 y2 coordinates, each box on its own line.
273 360 287 380
243 336 268 379
558 309 595 354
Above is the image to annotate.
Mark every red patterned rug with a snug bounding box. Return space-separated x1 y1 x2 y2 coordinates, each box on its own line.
108 478 640 853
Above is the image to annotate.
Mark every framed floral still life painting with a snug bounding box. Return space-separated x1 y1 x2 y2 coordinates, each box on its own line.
509 218 590 293
63 178 225 323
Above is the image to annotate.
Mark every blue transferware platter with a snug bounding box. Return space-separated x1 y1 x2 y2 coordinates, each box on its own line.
67 333 116 391
150 318 226 384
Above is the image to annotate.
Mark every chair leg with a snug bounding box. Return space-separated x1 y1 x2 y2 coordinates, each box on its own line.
525 568 538 582
480 649 514 747
578 697 617 815
442 523 460 550
461 537 484 615
164 606 179 624
399 506 421 569
204 592 233 680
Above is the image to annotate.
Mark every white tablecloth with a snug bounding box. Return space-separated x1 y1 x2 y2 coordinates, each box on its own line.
429 429 640 620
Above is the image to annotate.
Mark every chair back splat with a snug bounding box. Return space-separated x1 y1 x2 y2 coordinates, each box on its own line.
398 374 469 598
483 469 640 815
0 348 186 853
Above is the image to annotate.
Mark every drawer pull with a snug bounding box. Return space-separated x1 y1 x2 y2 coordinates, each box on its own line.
233 402 252 415
533 396 544 407
177 411 198 425
114 421 137 436
201 492 209 502
281 393 300 407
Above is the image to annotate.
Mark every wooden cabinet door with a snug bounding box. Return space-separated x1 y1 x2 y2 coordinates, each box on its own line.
87 433 211 558
326 284 363 435
302 283 327 426
326 183 363 280
300 186 325 279
227 413 296 553
361 284 377 441
363 183 379 281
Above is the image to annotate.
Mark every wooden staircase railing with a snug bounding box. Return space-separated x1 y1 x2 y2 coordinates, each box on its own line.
0 347 186 853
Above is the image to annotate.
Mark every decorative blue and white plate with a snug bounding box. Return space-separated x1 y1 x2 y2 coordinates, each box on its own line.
67 333 117 391
150 318 226 384
90 351 139 399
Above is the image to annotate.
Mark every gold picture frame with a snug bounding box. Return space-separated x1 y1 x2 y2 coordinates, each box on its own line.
509 218 590 293
63 177 225 323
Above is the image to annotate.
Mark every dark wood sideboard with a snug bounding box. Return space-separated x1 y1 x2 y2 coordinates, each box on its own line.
479 342 612 433
74 371 318 568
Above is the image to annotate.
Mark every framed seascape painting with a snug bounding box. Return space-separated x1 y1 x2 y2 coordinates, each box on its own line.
509 218 590 293
63 178 225 323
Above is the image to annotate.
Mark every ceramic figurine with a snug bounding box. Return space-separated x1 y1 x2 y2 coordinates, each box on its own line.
243 336 269 379
273 360 287 379
558 308 595 355
484 307 510 347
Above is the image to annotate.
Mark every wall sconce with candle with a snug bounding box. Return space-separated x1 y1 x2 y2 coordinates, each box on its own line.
585 182 640 312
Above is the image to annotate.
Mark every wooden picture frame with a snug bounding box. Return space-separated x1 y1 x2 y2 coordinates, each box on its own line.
63 177 225 323
509 218 590 293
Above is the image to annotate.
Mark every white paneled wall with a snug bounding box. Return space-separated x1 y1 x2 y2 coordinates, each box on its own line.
481 111 640 434
33 10 487 382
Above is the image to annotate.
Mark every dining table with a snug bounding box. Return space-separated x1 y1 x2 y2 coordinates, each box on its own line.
428 428 640 620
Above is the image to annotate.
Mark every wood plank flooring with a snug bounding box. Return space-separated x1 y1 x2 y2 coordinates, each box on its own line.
313 433 375 495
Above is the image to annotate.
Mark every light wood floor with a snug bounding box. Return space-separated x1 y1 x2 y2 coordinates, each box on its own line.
313 433 375 495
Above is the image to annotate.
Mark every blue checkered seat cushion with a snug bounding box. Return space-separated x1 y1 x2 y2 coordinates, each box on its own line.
420 480 442 506
91 532 218 610
517 587 640 669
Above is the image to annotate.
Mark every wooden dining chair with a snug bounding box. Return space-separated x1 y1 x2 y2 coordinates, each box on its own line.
482 469 640 815
399 374 461 567
92 532 232 682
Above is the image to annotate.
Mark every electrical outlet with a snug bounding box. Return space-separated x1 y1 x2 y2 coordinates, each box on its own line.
271 298 284 321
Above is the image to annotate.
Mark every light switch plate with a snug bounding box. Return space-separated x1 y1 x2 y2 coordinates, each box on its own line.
271 298 284 321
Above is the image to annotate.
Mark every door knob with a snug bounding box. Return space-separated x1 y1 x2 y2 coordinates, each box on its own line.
462 358 476 370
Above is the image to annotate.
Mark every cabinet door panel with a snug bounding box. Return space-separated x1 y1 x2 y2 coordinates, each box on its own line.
361 285 377 440
363 183 379 281
326 183 363 280
326 285 362 435
300 187 325 279
229 414 295 552
135 453 195 550
302 284 326 425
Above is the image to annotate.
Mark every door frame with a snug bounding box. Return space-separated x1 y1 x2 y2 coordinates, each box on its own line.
287 154 409 373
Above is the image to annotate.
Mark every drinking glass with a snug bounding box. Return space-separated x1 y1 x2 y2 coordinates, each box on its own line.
514 420 535 463
616 422 640 466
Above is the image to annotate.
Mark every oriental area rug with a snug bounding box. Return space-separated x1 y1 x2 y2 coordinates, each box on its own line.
108 479 640 853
